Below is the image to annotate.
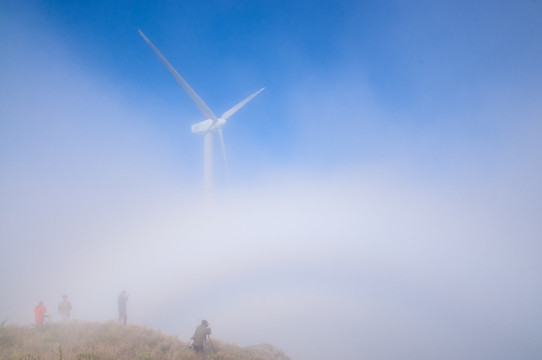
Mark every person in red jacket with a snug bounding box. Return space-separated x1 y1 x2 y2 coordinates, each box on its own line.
34 301 47 325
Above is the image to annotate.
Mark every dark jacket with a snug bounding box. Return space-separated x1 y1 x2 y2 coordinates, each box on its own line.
192 324 212 347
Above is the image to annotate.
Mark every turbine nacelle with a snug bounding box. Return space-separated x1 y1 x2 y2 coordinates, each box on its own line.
191 118 226 134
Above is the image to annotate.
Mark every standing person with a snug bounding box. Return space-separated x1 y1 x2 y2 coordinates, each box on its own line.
191 320 212 357
58 295 72 321
34 301 47 325
118 290 129 325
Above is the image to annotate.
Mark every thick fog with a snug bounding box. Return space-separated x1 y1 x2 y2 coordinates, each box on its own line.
2 3 542 360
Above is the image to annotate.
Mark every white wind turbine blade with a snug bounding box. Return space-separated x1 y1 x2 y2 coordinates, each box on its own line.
217 128 230 181
221 87 265 120
138 29 218 122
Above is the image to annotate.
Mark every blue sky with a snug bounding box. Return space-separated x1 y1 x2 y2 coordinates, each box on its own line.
1 1 542 360
3 0 541 176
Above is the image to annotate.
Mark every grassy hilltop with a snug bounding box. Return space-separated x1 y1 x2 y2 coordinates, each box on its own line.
0 321 290 360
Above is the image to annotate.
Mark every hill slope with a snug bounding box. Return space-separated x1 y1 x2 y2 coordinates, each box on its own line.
0 321 291 360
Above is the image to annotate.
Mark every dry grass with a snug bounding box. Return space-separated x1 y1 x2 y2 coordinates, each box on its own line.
0 321 268 360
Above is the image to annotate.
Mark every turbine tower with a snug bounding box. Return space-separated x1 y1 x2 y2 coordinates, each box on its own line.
138 30 264 194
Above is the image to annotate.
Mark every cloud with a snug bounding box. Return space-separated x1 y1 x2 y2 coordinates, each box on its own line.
1 6 542 360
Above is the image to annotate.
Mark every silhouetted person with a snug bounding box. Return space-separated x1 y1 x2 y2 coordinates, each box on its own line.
34 301 47 325
191 319 212 357
58 295 72 321
118 290 128 325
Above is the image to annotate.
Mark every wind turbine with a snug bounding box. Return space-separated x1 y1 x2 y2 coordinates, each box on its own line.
138 29 264 194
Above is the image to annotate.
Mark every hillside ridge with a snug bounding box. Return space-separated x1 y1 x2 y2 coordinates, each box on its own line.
0 321 291 360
